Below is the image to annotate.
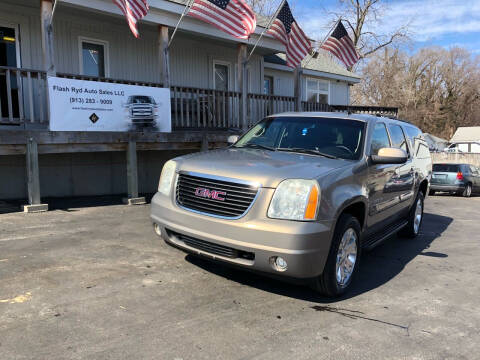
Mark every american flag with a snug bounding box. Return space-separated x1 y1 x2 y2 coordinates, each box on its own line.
188 0 256 39
113 0 149 38
321 21 360 68
268 1 311 68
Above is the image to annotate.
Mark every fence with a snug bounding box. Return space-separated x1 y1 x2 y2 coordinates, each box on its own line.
431 152 480 167
247 93 296 127
0 66 48 125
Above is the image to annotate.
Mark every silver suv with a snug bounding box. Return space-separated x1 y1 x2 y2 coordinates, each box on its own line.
151 113 432 297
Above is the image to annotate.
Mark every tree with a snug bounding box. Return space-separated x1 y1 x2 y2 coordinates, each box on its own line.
324 0 411 69
352 46 480 139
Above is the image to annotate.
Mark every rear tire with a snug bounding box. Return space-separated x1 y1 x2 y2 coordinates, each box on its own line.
462 184 472 198
429 189 436 196
400 192 424 238
310 214 361 297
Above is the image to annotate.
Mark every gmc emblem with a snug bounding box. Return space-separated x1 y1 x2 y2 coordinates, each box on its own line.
194 187 226 201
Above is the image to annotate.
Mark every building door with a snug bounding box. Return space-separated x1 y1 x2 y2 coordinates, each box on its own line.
0 25 20 121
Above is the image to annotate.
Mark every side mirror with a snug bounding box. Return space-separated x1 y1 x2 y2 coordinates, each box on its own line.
227 135 239 145
371 147 408 165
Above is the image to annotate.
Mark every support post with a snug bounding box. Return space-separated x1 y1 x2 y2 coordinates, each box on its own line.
294 66 302 112
158 25 170 88
41 0 56 76
201 134 209 151
24 137 48 213
237 44 248 130
123 140 146 205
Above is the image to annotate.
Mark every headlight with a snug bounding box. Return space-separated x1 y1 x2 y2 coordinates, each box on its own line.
267 179 320 221
158 160 176 195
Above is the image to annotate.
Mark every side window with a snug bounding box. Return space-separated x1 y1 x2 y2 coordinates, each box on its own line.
405 126 422 154
388 124 410 155
370 123 391 155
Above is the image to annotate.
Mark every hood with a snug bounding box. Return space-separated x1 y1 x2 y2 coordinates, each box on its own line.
174 148 351 188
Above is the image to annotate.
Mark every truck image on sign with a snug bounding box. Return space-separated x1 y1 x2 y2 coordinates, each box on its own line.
124 95 158 126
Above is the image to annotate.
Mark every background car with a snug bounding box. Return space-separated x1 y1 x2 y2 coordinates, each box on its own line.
430 163 480 197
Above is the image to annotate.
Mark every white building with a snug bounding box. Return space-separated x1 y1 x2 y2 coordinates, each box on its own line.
449 127 480 153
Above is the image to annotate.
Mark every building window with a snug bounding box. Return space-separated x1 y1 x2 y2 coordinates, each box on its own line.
213 61 230 91
264 76 273 94
79 38 109 77
306 78 329 104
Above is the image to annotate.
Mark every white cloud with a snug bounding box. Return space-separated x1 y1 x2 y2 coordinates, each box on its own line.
296 0 480 44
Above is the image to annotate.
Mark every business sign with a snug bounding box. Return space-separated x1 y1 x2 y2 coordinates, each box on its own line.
48 77 171 132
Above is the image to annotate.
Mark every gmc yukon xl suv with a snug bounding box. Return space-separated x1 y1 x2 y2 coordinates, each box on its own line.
151 113 432 297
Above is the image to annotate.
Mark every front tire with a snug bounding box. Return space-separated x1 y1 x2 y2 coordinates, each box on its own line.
400 192 424 238
310 214 361 297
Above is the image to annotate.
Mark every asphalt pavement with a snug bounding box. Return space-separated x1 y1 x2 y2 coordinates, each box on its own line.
0 194 479 359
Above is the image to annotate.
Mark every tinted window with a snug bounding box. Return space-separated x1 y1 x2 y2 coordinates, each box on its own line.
388 124 409 154
433 164 460 172
235 117 365 160
370 123 390 155
82 42 105 77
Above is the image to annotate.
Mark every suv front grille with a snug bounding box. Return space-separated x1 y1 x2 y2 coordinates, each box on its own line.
176 173 258 218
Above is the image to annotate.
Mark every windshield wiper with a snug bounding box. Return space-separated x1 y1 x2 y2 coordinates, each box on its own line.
236 143 277 151
277 147 337 159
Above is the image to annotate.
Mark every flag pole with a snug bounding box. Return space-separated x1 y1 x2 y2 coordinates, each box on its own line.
246 0 286 62
303 17 341 68
50 0 60 24
168 0 195 48
320 17 341 48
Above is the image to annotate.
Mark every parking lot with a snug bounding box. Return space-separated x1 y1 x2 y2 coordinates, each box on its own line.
0 195 479 359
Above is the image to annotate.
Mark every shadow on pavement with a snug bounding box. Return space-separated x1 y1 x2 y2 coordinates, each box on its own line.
184 212 453 303
0 193 155 214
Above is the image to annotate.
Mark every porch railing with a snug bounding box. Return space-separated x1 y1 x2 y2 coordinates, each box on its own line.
1 66 399 130
247 93 296 127
170 86 241 129
0 66 48 125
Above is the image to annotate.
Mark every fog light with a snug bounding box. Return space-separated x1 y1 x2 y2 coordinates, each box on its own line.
270 256 288 272
153 223 162 237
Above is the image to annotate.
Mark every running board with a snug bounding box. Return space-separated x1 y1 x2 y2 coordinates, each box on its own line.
362 220 408 250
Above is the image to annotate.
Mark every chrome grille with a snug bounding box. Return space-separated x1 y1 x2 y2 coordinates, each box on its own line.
176 173 258 218
131 105 153 117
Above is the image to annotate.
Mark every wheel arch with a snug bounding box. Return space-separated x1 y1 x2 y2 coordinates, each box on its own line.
333 197 368 232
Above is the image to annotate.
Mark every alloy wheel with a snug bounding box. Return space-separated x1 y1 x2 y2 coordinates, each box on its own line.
413 198 423 235
335 228 358 286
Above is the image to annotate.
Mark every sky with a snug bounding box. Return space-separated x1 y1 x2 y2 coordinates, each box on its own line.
276 0 480 55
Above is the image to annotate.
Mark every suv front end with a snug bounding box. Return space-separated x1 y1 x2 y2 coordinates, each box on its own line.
150 160 334 279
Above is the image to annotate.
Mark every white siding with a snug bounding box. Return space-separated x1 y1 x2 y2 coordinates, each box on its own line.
264 69 294 97
0 0 263 91
329 81 350 105
264 65 351 105
301 75 350 105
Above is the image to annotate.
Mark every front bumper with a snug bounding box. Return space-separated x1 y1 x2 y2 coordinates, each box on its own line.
430 183 464 192
150 191 334 279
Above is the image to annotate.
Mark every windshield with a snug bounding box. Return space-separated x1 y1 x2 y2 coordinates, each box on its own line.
234 117 365 160
128 96 155 104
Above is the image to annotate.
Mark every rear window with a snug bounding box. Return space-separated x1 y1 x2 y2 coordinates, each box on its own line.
433 164 460 172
